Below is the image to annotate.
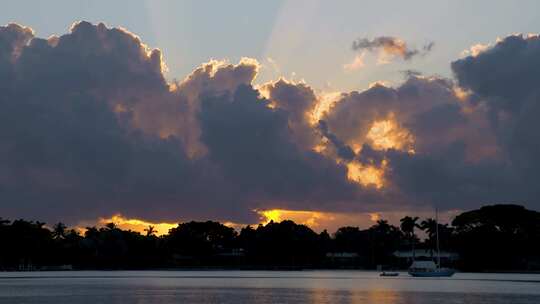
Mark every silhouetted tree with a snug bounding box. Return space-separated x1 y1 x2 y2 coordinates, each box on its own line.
367 220 402 267
452 204 540 270
52 222 67 240
144 225 156 237
240 220 324 267
0 204 539 271
400 216 420 259
166 221 237 258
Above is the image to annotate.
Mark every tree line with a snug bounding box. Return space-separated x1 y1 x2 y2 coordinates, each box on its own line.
1 204 539 271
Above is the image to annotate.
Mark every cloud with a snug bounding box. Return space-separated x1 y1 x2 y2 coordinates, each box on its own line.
0 22 256 223
317 120 355 161
320 72 512 209
132 58 260 158
198 84 359 212
452 34 540 204
352 36 434 62
1 22 540 228
0 22 363 225
343 53 365 71
260 78 321 149
460 43 490 57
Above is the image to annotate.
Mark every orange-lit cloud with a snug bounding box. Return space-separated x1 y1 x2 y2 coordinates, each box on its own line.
366 115 415 152
75 208 463 236
369 212 381 222
346 161 386 189
95 214 178 236
255 208 461 233
256 209 378 232
352 36 433 64
257 209 334 228
3 21 534 230
132 57 261 159
461 43 490 57
309 91 342 126
343 53 366 71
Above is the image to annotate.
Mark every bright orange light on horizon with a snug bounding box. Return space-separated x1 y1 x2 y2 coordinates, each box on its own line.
96 214 178 236
255 208 405 232
369 213 381 222
257 209 336 229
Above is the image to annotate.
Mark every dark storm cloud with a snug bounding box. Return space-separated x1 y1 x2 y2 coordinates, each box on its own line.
198 85 358 210
317 120 355 161
452 34 540 204
0 22 214 223
323 75 461 149
322 72 519 210
0 23 33 91
380 146 521 209
0 22 361 225
1 21 540 224
330 33 540 210
452 34 540 110
0 23 33 60
261 79 320 149
0 22 251 223
352 36 434 61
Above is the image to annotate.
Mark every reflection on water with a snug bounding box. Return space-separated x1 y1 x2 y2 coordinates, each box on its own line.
362 290 399 304
1 271 540 304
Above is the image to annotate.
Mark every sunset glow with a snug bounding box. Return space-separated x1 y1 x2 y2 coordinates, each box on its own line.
97 214 178 236
309 91 342 125
366 116 414 152
346 161 386 189
255 208 392 232
3 4 539 245
257 209 335 228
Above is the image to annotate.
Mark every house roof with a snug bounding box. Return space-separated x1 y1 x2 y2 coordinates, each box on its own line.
410 260 437 269
393 249 459 259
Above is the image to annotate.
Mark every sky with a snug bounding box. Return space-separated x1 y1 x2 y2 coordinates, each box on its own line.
3 0 540 91
1 1 540 234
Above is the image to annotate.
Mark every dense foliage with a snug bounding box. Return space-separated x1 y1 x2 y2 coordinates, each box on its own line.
1 204 539 271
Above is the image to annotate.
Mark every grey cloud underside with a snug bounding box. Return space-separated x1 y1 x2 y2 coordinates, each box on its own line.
0 22 360 224
352 36 434 60
451 34 540 204
323 65 536 209
0 22 539 225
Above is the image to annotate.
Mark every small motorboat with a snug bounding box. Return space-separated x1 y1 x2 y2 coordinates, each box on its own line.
380 271 399 277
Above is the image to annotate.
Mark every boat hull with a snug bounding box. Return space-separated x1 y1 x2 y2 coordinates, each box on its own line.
408 269 455 277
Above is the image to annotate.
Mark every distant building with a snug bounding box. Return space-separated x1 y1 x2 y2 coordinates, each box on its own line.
393 249 459 261
325 252 359 259
324 252 362 268
216 248 245 257
40 265 73 271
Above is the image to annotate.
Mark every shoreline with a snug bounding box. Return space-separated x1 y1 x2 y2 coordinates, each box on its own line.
3 268 540 274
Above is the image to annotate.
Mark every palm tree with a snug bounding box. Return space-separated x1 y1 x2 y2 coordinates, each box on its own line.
52 222 67 240
400 216 419 259
0 217 10 226
144 225 156 237
373 219 391 234
105 222 117 231
420 218 437 257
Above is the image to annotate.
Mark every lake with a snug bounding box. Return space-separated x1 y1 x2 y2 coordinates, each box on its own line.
1 270 539 303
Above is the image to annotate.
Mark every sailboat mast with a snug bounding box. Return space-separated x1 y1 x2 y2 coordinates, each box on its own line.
435 207 441 268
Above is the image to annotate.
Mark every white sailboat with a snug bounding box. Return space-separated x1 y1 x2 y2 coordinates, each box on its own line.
408 208 455 277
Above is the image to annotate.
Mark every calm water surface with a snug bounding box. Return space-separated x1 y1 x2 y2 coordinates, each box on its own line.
1 270 539 303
